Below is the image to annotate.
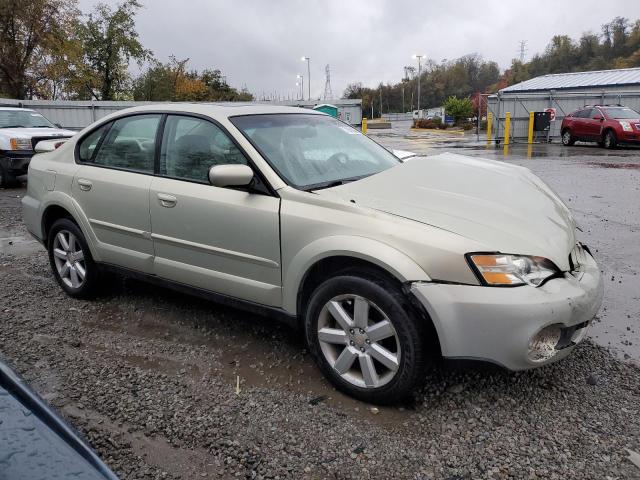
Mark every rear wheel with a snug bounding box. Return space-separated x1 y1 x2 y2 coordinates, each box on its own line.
304 274 428 404
47 218 101 298
603 130 617 149
561 129 575 146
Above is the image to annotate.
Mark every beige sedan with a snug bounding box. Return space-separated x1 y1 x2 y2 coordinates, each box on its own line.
23 104 603 404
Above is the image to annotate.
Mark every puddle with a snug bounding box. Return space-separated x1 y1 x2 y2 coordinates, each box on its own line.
0 230 41 256
82 288 415 428
587 162 640 170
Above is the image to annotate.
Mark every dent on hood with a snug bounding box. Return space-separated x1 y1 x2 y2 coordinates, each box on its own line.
317 153 577 271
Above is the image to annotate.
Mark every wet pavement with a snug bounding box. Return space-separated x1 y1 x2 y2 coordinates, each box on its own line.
370 121 640 364
0 127 639 478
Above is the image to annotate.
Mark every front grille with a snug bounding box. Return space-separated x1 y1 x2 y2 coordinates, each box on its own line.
30 135 70 150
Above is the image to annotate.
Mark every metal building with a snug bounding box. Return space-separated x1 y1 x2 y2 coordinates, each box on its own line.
487 67 640 143
0 98 363 130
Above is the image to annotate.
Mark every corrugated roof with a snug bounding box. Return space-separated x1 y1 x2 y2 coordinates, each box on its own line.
500 68 640 93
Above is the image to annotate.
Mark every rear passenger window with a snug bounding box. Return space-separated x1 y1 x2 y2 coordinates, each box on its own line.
159 115 247 183
92 115 161 173
78 123 110 162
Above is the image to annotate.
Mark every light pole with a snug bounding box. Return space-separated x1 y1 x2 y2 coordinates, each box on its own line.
412 54 425 115
296 74 304 101
301 56 310 100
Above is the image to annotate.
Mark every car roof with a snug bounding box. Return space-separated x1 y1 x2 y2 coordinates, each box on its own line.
107 103 326 121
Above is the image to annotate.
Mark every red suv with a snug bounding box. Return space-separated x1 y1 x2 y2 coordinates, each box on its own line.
561 105 640 149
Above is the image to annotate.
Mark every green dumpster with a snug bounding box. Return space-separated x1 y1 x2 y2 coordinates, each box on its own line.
313 104 338 118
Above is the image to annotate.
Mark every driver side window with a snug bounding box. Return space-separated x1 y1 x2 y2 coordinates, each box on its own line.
160 115 247 183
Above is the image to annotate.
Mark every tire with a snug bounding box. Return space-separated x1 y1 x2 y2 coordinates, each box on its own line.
47 218 101 298
0 163 17 188
304 274 428 404
603 130 617 149
561 129 575 146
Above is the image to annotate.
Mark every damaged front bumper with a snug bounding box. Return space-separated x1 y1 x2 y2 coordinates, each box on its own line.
410 250 604 370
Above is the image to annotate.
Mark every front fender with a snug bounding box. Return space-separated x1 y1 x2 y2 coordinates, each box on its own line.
282 235 431 314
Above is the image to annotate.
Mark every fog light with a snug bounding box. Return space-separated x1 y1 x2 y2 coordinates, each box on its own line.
528 324 562 362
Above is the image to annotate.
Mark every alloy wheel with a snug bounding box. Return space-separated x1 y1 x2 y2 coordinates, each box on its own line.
52 230 86 288
562 131 571 145
317 294 401 389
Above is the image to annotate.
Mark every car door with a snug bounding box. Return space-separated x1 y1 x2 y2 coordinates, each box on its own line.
72 114 162 273
570 109 589 138
149 114 281 306
581 108 601 140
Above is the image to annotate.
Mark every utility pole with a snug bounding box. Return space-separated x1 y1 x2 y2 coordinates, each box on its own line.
323 64 333 100
301 56 311 100
412 54 425 114
518 40 527 62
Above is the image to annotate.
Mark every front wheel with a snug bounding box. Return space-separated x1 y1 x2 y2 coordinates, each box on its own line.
47 218 101 298
561 129 575 146
603 130 617 149
304 274 428 404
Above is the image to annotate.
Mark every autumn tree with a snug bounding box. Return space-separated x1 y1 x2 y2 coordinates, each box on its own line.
0 0 78 99
132 56 253 102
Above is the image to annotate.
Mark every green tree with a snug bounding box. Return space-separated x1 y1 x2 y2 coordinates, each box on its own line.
443 96 473 125
132 56 253 102
0 0 78 99
74 0 150 100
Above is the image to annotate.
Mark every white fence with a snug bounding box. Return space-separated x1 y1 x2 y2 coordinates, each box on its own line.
0 98 363 130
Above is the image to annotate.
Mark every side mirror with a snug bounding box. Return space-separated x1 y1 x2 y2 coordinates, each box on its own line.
593 115 603 121
208 164 254 188
54 123 62 128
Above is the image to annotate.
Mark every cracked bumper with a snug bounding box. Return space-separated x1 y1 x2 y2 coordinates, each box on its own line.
411 252 604 370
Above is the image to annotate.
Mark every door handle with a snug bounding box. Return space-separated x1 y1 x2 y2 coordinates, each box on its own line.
77 178 92 191
157 193 177 208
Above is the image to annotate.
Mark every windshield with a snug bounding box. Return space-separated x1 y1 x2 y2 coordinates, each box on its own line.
230 114 399 190
0 110 56 128
604 107 640 119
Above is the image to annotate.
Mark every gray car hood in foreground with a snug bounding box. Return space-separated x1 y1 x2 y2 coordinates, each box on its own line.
317 152 576 271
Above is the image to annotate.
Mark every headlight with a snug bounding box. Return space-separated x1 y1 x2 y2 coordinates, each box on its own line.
10 138 32 150
468 254 559 287
619 121 633 132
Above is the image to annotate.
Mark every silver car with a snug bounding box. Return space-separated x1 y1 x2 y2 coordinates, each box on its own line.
23 104 604 404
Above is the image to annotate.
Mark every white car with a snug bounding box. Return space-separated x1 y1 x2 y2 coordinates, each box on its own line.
23 104 604 403
0 107 75 187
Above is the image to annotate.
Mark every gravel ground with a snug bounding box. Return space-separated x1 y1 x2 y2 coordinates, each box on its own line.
1 152 640 478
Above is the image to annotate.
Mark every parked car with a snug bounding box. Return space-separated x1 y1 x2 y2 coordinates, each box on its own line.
0 357 119 479
23 105 603 404
560 104 640 148
0 107 75 187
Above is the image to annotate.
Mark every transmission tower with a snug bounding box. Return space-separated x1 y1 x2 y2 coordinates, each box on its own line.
518 40 528 62
323 64 333 100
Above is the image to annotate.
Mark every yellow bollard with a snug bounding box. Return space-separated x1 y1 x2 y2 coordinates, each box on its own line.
361 117 367 135
527 111 534 144
486 112 493 143
503 112 511 146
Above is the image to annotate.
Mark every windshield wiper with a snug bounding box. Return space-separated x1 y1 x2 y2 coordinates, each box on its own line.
303 175 368 192
0 125 26 128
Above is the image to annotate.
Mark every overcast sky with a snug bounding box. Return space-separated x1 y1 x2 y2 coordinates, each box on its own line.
78 0 640 99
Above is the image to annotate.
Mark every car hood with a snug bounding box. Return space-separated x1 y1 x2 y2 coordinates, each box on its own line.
316 153 577 270
0 127 75 138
